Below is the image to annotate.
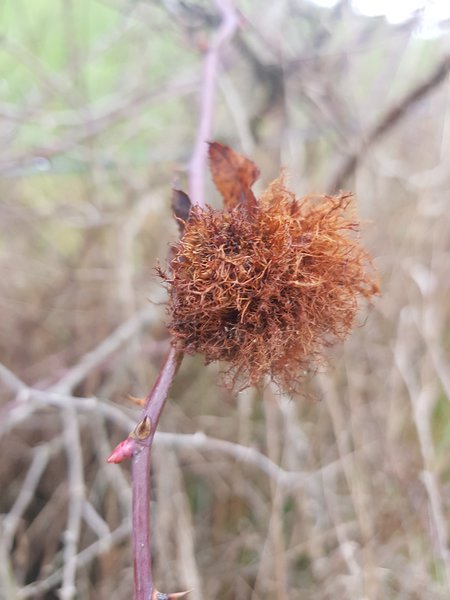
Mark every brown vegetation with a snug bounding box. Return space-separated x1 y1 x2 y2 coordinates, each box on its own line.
1 1 450 599
163 147 378 391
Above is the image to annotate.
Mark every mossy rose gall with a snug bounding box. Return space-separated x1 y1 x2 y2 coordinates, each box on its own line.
160 144 379 391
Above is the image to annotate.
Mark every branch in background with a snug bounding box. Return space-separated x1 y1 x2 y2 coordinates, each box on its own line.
0 75 197 175
16 522 132 600
330 54 450 191
188 0 239 207
0 368 342 496
52 304 160 395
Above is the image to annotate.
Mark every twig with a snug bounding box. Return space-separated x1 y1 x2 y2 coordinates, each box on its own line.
97 350 183 592
188 0 239 207
0 75 197 175
17 521 132 599
1 444 53 557
330 54 450 191
395 307 450 584
0 362 27 394
0 365 349 493
52 304 159 394
59 406 85 600
130 347 183 600
0 389 132 438
125 3 238 597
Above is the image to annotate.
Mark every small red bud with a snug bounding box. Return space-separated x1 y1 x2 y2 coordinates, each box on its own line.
106 438 137 464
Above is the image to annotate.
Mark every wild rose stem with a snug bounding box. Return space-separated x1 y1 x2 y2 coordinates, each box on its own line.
131 3 237 597
188 0 238 208
132 347 182 600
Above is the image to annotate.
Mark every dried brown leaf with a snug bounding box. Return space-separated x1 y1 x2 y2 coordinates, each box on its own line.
208 141 259 212
161 177 379 392
171 189 192 235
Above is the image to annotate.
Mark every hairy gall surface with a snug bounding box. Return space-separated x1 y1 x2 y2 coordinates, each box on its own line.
161 170 378 391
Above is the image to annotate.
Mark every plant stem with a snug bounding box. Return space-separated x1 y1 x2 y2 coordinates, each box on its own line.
131 3 237 596
188 0 238 208
132 347 183 600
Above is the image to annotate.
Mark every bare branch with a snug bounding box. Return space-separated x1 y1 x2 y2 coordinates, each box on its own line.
188 0 239 207
131 347 182 600
52 304 159 395
330 54 450 191
17 521 131 599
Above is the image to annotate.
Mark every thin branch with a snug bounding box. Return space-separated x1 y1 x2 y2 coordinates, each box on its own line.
131 347 183 600
156 430 310 491
128 3 237 596
330 54 450 191
0 368 346 495
188 0 239 207
52 304 159 395
395 308 450 583
0 362 27 394
59 406 85 600
17 521 131 599
0 389 133 438
1 444 53 555
0 75 197 175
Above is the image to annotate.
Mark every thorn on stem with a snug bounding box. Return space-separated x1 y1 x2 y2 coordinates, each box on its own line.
152 589 192 599
127 393 147 407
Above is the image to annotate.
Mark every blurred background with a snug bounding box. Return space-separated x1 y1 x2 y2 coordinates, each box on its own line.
1 1 450 598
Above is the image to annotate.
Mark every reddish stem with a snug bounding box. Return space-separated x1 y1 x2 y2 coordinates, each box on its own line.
128 3 238 597
188 0 238 208
131 347 183 600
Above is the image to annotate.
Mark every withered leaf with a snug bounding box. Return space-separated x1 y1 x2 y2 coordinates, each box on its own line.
208 142 260 212
171 189 192 235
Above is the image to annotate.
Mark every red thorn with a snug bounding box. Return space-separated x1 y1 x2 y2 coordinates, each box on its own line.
106 438 138 463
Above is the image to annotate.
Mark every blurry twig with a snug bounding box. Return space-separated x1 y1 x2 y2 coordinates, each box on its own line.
0 304 160 404
330 54 450 191
0 76 196 175
0 388 133 438
1 444 51 549
188 0 239 207
59 407 85 600
0 365 351 494
0 362 27 394
395 307 450 585
17 521 131 599
251 390 288 599
52 304 159 394
156 430 350 493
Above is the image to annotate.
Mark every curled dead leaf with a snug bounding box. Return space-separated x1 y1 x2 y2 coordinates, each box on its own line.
172 189 192 235
208 141 259 212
